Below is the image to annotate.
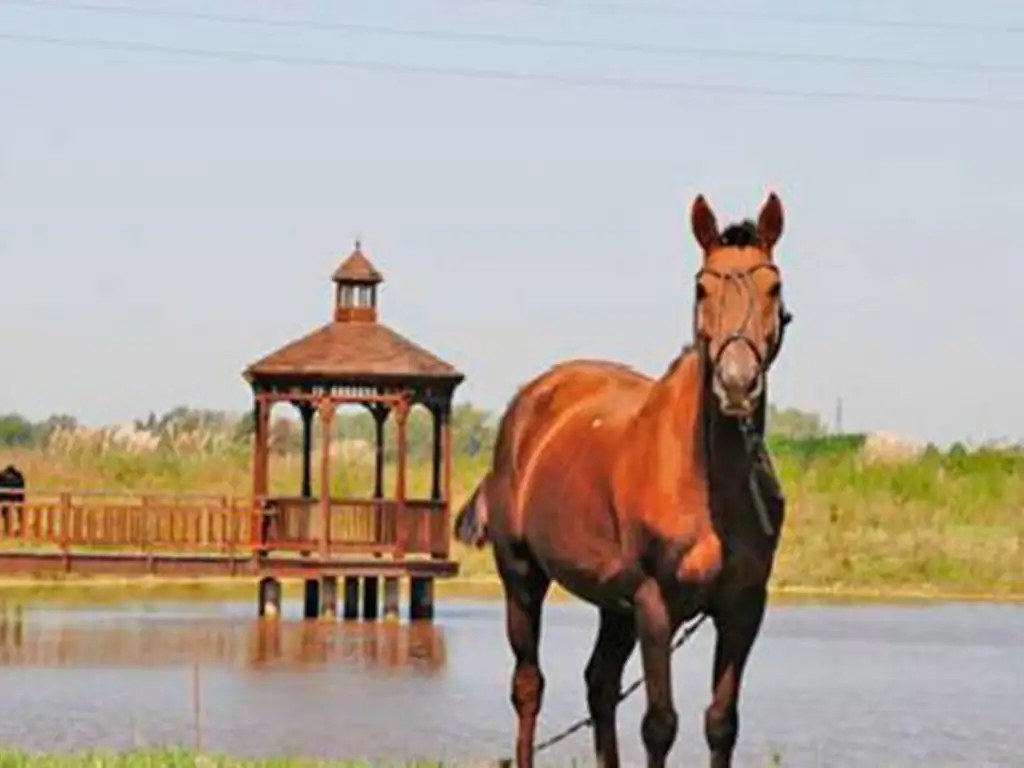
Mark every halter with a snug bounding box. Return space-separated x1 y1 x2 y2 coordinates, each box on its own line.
692 256 793 538
692 261 791 385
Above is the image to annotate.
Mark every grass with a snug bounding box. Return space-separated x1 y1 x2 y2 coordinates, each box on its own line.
2 437 1024 599
0 751 442 768
0 748 790 767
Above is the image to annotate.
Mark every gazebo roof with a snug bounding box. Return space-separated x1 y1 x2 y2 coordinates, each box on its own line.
243 241 463 386
244 320 462 382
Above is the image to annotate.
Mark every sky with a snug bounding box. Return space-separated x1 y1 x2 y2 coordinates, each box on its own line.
2 0 1023 447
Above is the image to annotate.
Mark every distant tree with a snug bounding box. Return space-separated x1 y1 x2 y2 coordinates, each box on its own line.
39 413 78 439
451 403 496 458
0 413 37 447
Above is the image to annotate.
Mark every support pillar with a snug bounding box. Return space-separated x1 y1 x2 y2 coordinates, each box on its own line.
430 404 442 503
394 400 409 557
372 405 388 500
298 402 314 498
303 578 321 620
371 403 390 552
409 576 434 622
318 400 335 558
320 576 338 620
342 576 360 620
258 576 282 619
362 576 380 621
251 397 271 555
383 576 400 621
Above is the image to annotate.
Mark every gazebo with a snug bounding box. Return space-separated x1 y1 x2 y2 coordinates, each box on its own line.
242 240 464 619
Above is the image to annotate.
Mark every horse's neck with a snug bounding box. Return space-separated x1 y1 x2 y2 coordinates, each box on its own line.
636 350 706 480
702 378 767 495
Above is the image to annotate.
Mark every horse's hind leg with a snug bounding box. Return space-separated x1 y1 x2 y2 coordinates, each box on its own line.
585 607 637 768
704 585 768 768
496 541 551 768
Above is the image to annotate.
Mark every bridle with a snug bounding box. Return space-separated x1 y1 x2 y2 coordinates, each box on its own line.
691 260 791 391
692 254 793 538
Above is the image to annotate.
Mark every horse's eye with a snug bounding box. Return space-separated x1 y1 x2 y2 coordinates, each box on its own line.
696 283 708 301
767 283 781 299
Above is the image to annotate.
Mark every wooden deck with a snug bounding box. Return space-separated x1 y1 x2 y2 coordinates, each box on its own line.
0 490 458 579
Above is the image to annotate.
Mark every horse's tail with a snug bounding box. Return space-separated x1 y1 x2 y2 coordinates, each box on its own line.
454 474 492 549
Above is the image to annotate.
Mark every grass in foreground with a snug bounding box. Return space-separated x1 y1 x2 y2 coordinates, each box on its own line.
0 748 788 767
0 751 436 768
3 438 1024 597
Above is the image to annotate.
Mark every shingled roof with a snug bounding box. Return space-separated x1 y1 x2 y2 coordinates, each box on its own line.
244 242 463 385
332 240 384 285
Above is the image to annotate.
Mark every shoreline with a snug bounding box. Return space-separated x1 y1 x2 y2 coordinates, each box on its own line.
1 574 1021 607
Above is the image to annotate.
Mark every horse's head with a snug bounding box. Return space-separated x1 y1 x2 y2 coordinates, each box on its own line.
689 191 791 419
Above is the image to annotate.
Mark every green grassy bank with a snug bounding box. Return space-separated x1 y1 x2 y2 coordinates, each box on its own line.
3 435 1023 599
0 751 437 768
0 748 787 767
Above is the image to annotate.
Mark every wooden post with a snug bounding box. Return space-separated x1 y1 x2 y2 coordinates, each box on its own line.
303 578 321 620
318 399 335 558
394 399 409 557
342 576 360 620
320 576 338 620
251 396 271 557
409 577 434 622
371 404 389 552
363 577 380 621
383 576 400 621
298 402 315 499
430 404 442 504
373 405 387 500
258 576 282 619
440 402 453 558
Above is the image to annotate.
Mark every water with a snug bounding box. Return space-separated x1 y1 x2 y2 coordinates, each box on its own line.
0 597 1021 766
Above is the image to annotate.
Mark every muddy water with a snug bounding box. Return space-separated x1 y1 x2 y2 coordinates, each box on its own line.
0 598 1021 766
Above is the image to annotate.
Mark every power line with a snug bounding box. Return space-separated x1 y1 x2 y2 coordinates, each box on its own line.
4 0 1024 76
3 30 1024 110
440 0 1024 35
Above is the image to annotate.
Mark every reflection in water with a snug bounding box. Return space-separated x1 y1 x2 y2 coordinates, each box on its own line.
0 601 446 672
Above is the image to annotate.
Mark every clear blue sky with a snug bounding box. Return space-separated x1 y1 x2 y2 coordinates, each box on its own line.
2 0 1023 447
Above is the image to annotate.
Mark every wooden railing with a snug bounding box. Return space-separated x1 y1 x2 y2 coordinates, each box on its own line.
261 496 449 558
0 490 450 559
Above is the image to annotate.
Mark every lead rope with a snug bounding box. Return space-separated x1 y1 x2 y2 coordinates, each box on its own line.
495 613 709 767
738 418 776 538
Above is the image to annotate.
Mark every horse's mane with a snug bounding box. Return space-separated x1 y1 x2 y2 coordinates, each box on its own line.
717 220 762 249
660 344 697 379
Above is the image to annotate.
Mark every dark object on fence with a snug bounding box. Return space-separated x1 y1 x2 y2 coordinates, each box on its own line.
0 464 25 537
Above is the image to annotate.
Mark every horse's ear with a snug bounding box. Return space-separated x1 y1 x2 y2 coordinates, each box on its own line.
690 194 719 254
757 191 784 251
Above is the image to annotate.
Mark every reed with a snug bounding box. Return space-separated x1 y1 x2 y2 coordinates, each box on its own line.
2 437 1022 597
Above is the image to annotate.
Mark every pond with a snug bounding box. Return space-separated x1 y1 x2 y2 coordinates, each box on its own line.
0 597 1020 766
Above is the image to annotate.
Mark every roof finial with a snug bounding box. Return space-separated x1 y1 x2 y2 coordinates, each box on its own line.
354 235 362 253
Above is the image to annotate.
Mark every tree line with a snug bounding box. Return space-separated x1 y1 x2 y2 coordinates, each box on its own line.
0 402 829 460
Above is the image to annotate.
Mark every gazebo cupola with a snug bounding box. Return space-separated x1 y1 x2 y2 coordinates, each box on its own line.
332 240 383 323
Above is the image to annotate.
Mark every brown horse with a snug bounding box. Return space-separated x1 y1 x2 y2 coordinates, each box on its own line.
455 192 792 768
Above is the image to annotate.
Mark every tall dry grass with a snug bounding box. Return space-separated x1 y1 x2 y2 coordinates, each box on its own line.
2 436 1022 596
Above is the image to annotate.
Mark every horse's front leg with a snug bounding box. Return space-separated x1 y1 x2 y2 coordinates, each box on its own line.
634 577 678 768
704 584 767 768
